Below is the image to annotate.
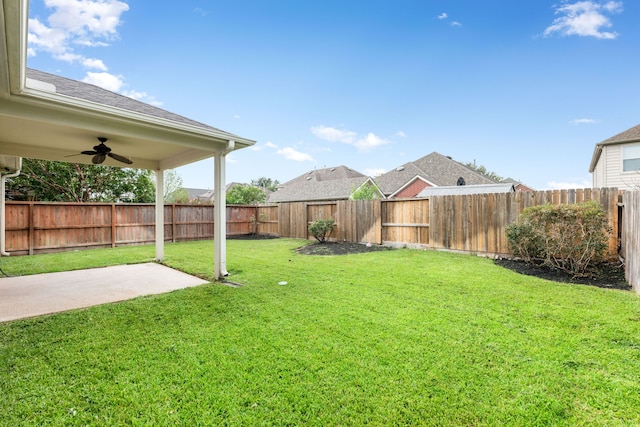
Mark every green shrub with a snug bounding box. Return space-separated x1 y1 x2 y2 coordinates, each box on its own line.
309 219 335 243
506 201 611 277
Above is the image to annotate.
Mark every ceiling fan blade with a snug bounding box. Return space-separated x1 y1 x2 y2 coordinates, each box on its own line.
92 154 106 164
81 150 98 155
108 152 133 165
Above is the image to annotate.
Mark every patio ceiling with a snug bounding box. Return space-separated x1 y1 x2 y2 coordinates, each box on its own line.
0 1 255 171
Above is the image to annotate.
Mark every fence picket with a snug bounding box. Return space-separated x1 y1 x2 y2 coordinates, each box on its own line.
3 188 625 262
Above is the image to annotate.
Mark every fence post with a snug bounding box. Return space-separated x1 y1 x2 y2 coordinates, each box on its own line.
28 202 34 255
171 204 176 243
111 204 116 248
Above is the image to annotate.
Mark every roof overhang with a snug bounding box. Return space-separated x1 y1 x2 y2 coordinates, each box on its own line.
589 137 640 173
0 0 255 170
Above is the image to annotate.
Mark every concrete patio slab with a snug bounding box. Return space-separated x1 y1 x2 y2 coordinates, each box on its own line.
0 263 210 322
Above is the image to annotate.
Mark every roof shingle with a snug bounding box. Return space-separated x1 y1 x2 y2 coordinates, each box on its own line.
375 152 497 196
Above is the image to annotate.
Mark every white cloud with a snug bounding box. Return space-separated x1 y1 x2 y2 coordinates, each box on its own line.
311 125 357 144
28 18 69 56
193 7 208 17
544 1 623 39
355 133 391 151
437 11 462 26
365 168 386 177
29 1 164 107
81 57 108 70
265 142 278 148
546 179 592 190
277 147 314 162
311 125 391 152
395 130 406 138
570 118 597 125
28 0 129 61
46 0 129 39
82 71 124 92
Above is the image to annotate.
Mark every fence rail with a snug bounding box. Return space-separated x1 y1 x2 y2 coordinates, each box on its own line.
3 188 628 280
4 188 622 257
276 188 621 258
4 202 262 255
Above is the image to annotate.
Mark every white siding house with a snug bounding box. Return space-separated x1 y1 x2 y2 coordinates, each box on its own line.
590 124 640 190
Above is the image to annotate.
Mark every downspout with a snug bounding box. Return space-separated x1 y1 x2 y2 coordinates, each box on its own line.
1 164 22 256
214 140 235 280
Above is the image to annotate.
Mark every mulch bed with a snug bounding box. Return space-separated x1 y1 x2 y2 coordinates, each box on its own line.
296 241 393 256
227 234 280 240
494 258 629 290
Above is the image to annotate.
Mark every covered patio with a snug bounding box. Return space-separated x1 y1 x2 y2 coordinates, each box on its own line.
0 0 255 280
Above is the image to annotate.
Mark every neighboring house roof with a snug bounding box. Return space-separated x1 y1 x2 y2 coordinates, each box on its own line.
183 182 248 202
589 123 640 172
375 152 498 196
416 183 516 197
267 166 371 202
501 177 535 192
184 188 214 201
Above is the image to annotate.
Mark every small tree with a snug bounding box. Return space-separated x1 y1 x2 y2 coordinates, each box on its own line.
351 182 380 200
464 161 503 182
251 177 280 191
226 184 266 205
309 219 335 243
166 188 191 203
250 213 267 235
506 201 611 277
162 169 184 202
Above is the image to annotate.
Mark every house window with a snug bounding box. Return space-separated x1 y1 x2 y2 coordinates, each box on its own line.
623 143 640 172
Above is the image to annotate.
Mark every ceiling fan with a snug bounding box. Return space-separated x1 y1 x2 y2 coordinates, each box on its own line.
80 137 133 165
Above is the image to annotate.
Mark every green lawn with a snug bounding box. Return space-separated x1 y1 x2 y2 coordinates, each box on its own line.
1 239 639 426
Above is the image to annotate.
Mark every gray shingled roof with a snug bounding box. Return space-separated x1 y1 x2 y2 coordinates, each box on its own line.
599 123 640 145
416 183 515 197
374 152 498 196
268 166 368 202
26 68 240 138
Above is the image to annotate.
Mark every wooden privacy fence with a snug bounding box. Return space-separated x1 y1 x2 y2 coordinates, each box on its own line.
3 202 268 255
273 187 622 259
3 188 622 260
621 191 640 292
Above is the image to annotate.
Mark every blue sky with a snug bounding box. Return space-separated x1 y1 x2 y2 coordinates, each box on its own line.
26 0 640 190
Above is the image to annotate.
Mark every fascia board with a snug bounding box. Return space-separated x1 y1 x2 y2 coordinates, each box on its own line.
589 145 602 173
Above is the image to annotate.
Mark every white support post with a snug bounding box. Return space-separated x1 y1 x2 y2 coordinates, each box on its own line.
155 168 165 261
214 140 234 280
